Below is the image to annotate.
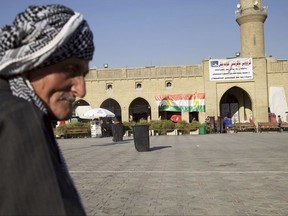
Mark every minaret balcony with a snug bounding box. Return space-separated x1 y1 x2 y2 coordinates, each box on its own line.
236 6 267 25
235 5 268 17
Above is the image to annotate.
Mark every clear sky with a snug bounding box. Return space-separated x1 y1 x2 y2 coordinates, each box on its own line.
0 0 287 69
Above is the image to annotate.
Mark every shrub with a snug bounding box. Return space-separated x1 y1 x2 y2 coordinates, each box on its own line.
175 120 190 134
149 120 175 135
175 120 189 130
149 120 162 131
137 118 149 126
161 120 175 132
189 121 201 130
122 121 132 131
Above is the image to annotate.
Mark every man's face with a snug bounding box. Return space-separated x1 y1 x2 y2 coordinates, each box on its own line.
28 58 89 120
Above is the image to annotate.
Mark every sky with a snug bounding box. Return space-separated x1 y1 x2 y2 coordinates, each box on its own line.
0 0 287 69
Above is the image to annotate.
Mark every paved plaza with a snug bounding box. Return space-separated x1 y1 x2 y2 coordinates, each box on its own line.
59 132 288 216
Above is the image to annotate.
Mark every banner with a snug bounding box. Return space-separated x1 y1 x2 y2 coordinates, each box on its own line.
155 93 205 112
269 86 288 121
209 58 253 81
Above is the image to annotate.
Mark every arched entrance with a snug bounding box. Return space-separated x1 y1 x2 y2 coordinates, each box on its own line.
73 99 91 122
220 87 252 123
129 97 151 122
101 99 122 121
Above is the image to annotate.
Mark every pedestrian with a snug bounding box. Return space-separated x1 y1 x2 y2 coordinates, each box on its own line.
278 115 282 129
112 117 124 142
0 4 94 215
223 113 232 130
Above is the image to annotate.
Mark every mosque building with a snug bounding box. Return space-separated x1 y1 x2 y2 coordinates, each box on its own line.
75 0 288 125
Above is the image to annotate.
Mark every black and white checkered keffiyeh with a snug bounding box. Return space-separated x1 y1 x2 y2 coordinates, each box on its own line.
0 4 94 113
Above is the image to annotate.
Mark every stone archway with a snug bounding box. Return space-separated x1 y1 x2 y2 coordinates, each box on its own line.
100 99 122 121
129 97 151 122
74 99 90 107
220 87 252 123
73 99 91 120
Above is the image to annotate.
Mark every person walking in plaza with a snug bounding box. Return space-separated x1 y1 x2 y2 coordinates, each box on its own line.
278 115 283 130
0 4 94 215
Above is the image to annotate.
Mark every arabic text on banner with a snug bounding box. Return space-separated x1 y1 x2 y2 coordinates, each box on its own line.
209 58 253 81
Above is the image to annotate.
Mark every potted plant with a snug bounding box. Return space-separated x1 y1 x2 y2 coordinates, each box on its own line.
149 120 162 135
122 121 133 136
175 120 191 135
161 120 176 135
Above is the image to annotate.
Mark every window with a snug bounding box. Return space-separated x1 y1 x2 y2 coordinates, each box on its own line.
106 83 113 90
135 82 142 89
166 81 172 88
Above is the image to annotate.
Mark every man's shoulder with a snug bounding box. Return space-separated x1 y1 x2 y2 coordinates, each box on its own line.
0 92 31 109
0 91 42 122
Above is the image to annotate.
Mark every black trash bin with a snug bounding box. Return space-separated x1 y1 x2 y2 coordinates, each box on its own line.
132 125 150 152
217 116 224 133
209 116 216 133
112 123 124 142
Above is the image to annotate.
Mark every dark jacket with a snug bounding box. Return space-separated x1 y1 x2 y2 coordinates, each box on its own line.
0 77 86 215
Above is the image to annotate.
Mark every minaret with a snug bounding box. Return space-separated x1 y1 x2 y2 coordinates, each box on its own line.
236 0 267 57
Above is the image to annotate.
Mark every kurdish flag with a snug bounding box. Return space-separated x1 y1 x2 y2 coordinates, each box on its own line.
155 93 205 112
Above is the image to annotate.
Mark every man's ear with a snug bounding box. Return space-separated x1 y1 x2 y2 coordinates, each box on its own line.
26 68 45 82
25 70 38 82
26 70 46 91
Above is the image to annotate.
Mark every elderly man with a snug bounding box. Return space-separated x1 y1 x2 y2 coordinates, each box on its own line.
0 4 94 215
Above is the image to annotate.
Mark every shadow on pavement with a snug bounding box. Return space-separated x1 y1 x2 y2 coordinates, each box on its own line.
92 140 132 146
149 146 172 151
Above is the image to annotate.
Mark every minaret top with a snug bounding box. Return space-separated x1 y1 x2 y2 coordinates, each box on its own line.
239 0 263 10
235 0 268 58
235 0 268 18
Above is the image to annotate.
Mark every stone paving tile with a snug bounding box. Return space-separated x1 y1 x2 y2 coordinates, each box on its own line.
59 133 288 216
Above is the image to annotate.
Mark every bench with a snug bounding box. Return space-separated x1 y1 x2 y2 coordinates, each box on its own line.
64 127 90 138
258 122 280 132
280 122 288 132
233 123 256 133
54 126 90 138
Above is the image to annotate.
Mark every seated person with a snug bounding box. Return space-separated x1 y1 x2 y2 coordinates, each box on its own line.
224 115 232 129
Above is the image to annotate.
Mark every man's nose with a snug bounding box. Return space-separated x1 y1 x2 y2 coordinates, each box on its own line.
72 76 86 98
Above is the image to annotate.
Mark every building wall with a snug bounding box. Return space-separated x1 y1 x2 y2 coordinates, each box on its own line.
267 58 288 95
82 57 288 123
84 65 204 122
